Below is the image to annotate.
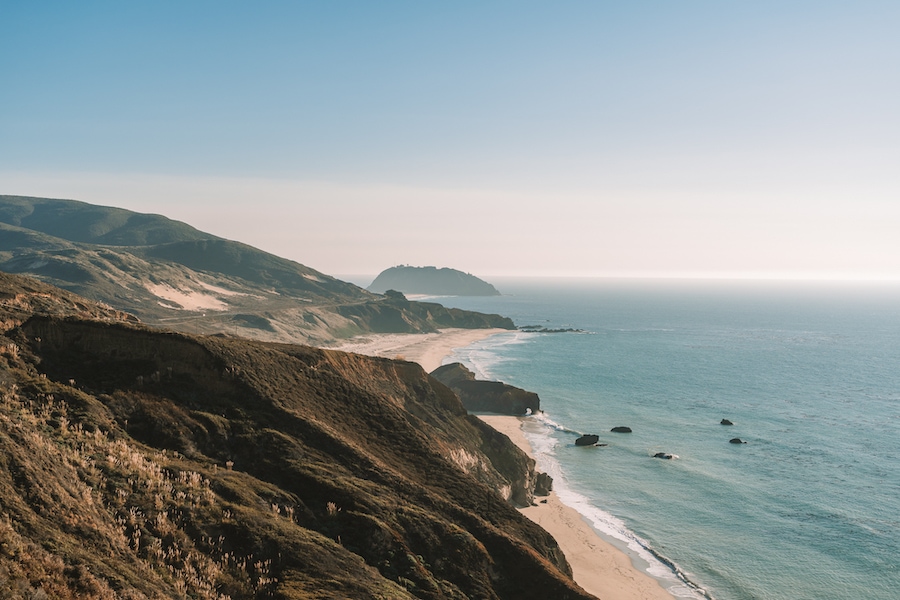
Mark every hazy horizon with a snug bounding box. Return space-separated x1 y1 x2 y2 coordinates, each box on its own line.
3 2 899 281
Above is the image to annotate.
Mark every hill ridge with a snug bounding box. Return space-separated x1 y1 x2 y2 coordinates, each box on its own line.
1 196 515 343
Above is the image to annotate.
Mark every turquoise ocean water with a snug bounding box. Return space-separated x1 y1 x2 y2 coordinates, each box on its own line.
437 278 900 600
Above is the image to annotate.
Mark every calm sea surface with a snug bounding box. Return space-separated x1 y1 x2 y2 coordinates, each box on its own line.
438 278 900 600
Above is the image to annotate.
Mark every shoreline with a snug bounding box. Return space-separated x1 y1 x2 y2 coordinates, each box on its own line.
324 327 509 373
478 414 676 600
328 328 676 600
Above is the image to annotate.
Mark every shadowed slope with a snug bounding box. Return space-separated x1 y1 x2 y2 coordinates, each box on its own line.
0 273 592 599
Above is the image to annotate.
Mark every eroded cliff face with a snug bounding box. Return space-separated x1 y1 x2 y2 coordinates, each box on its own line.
0 273 593 599
431 363 541 416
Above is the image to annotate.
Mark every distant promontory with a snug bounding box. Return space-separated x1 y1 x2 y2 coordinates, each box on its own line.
368 265 501 296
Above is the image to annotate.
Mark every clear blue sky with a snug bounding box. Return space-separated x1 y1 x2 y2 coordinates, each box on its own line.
3 1 899 279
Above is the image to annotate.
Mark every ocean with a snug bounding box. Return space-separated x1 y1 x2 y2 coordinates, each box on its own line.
437 278 900 600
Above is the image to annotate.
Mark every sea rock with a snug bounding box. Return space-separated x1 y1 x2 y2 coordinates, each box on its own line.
653 452 677 459
610 426 632 433
575 434 600 446
534 472 553 496
431 362 540 415
721 419 734 425
729 438 747 444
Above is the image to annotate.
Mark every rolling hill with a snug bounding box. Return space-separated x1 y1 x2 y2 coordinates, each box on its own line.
0 196 514 343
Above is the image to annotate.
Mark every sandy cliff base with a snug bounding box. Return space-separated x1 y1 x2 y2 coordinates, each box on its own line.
478 415 675 600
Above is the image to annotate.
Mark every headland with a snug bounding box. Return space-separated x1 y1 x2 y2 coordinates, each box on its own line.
332 329 676 600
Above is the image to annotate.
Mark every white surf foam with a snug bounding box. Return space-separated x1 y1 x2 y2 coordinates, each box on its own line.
522 414 710 600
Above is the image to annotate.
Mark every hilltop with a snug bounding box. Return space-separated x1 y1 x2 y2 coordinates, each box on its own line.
0 271 593 599
368 266 501 296
0 196 514 343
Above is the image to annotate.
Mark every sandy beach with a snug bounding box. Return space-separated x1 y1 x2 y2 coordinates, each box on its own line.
325 327 508 373
479 415 675 600
330 328 675 600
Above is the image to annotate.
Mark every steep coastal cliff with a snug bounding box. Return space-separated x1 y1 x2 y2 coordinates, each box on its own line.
0 272 588 599
431 363 541 416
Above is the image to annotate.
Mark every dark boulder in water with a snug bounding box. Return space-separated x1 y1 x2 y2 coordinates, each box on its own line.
729 438 747 444
575 434 600 446
610 426 632 433
653 452 676 459
721 419 734 425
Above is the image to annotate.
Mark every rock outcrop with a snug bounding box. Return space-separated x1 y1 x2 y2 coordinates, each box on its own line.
610 426 632 433
575 434 601 446
534 472 553 496
430 362 540 415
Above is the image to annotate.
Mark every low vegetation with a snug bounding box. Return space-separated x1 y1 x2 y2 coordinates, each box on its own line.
0 272 591 599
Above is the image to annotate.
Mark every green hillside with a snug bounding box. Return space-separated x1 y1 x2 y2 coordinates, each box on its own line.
0 195 214 246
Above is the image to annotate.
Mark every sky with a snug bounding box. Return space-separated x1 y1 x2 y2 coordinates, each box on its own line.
2 1 899 280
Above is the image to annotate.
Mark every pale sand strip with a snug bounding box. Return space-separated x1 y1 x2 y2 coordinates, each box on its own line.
478 415 675 600
325 327 508 373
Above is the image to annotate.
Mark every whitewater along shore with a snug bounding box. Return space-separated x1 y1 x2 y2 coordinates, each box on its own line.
329 328 675 600
478 415 676 600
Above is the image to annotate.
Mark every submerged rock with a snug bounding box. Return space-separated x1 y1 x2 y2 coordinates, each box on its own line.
721 419 734 425
653 452 677 459
729 438 747 444
610 426 632 433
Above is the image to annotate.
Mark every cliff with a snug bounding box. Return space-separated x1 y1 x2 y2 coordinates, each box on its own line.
431 363 541 416
0 272 588 599
368 266 501 296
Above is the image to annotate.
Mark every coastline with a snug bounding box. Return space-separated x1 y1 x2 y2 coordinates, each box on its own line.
324 327 508 373
329 328 675 600
478 415 676 600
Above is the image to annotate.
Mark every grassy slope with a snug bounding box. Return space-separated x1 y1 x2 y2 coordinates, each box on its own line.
0 197 515 344
0 272 589 599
